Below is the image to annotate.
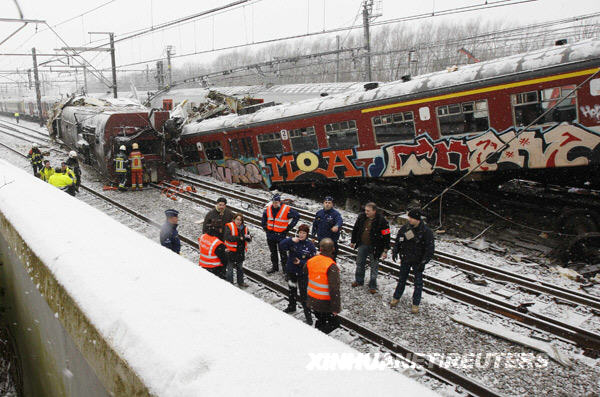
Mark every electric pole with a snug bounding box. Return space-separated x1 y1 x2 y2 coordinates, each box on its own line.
362 1 372 81
87 31 118 97
166 45 175 87
336 35 340 82
31 48 43 126
109 32 117 97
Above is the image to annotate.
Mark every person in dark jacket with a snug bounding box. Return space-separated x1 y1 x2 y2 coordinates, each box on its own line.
160 209 181 254
65 151 81 191
311 196 343 259
202 197 234 240
115 145 129 191
390 209 434 314
304 238 341 334
223 213 251 287
279 224 316 324
350 202 391 293
262 194 300 274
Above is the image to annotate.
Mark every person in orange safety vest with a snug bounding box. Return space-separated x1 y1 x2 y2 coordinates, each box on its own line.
223 213 252 287
261 194 299 274
198 221 228 279
304 238 341 334
128 142 144 190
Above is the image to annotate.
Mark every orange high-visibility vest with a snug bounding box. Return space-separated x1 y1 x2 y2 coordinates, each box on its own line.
306 255 336 300
198 234 224 268
129 151 143 170
266 204 291 233
224 222 248 252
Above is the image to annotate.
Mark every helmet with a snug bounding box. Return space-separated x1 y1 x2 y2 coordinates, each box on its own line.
132 143 139 149
119 145 126 151
32 143 39 148
69 151 77 158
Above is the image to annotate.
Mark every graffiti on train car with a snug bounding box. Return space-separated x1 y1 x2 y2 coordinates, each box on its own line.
368 122 600 177
263 148 364 183
186 157 269 187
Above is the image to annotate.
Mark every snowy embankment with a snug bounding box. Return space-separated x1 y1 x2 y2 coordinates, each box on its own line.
0 159 437 396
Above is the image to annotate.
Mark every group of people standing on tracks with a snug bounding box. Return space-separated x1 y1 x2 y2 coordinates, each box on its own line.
28 143 81 196
159 192 435 335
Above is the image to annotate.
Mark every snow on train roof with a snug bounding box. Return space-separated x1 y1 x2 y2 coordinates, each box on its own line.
0 160 437 396
149 81 367 107
182 38 600 136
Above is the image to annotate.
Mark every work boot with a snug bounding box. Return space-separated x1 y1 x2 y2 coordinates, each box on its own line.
283 304 296 313
369 288 377 294
238 282 249 288
351 281 361 288
266 267 278 274
411 305 419 314
303 305 313 325
390 298 399 307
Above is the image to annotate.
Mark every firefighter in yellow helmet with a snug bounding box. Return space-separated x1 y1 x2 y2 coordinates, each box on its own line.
128 142 144 190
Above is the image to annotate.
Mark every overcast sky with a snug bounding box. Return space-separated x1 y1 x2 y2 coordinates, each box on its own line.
0 0 598 89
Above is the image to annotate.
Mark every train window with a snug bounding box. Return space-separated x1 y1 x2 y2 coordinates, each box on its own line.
437 100 488 136
290 126 318 152
512 86 576 127
182 144 202 162
372 111 415 143
204 140 224 160
257 132 283 156
230 137 255 158
324 120 358 149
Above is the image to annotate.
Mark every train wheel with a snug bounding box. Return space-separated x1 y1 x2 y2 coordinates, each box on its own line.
566 233 600 277
557 209 600 236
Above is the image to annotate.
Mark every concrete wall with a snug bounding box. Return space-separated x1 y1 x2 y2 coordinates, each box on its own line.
0 212 149 397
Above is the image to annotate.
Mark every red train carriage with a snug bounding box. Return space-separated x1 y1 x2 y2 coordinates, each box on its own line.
177 39 600 189
48 97 170 183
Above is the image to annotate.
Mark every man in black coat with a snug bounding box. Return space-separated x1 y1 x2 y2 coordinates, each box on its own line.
390 209 434 314
202 197 234 240
350 202 391 293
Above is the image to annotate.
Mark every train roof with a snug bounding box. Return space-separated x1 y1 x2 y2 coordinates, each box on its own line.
148 81 368 107
181 38 600 137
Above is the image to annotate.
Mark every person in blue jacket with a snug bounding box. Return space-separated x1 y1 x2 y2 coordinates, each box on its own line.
160 209 181 254
279 224 316 324
311 196 343 259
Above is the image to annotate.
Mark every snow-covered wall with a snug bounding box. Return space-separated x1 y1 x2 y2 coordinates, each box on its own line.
0 160 437 396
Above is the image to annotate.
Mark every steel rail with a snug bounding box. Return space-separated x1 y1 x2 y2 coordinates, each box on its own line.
159 179 600 353
176 172 600 310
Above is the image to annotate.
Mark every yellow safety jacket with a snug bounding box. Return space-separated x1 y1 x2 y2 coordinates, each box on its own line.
48 173 73 189
39 167 55 182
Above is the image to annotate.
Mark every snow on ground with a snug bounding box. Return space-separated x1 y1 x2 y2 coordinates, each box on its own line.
0 160 439 396
2 118 600 395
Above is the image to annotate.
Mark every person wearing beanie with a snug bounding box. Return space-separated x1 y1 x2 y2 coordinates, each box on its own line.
262 194 300 274
279 224 317 324
160 209 181 254
311 196 343 259
390 208 434 314
202 197 234 240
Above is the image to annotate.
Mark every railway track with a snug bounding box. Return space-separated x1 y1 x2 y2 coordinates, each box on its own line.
165 175 600 354
3 124 600 354
0 139 500 397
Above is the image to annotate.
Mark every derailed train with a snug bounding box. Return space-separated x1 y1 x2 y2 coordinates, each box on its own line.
46 96 171 183
175 39 600 192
